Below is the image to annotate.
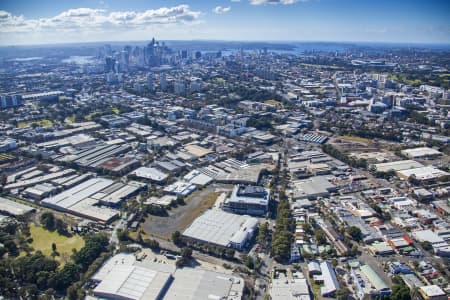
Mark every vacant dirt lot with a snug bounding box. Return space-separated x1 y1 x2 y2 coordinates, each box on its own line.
141 183 233 239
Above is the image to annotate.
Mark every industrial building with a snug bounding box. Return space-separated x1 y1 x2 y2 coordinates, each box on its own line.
396 166 449 182
41 178 143 223
163 181 197 198
58 143 132 169
91 253 244 300
319 261 340 297
130 167 168 183
290 176 337 200
183 170 213 187
222 185 270 216
360 264 391 297
0 197 35 217
401 147 442 159
270 268 311 300
4 168 76 190
418 285 447 300
372 160 423 173
299 133 328 144
182 208 259 250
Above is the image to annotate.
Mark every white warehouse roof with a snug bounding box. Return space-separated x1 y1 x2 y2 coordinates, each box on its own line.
182 208 259 248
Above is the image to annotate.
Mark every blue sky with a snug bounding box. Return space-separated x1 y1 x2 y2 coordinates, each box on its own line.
0 0 449 45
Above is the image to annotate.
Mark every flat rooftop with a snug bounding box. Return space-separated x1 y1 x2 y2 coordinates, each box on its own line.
374 160 423 172
182 208 258 247
0 197 35 216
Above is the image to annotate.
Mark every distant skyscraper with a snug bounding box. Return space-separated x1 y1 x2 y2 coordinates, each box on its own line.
144 37 163 67
105 56 116 73
120 50 129 72
181 50 188 59
195 51 202 59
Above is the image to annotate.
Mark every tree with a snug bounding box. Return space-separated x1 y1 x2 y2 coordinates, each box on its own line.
315 230 327 245
172 231 182 246
3 240 19 256
55 219 69 236
421 241 433 251
336 288 350 300
117 229 129 242
257 222 270 250
40 212 55 230
391 276 411 300
347 226 362 242
72 234 109 272
144 239 160 250
408 174 420 186
52 262 80 291
181 247 192 260
243 255 254 270
66 281 85 300
52 243 57 253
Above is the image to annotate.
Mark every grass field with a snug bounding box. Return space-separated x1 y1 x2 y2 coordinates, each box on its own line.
339 134 371 143
265 99 283 107
300 63 342 70
390 74 422 86
64 115 76 123
0 153 15 162
86 111 100 120
29 224 84 265
18 119 53 128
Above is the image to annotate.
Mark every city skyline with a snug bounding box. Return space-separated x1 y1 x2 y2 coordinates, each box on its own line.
1 0 450 46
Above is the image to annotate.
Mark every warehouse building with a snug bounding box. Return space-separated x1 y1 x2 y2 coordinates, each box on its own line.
41 178 141 223
270 268 311 300
401 147 442 159
396 166 449 182
320 261 340 297
130 167 168 183
91 253 244 300
299 133 328 144
163 181 197 198
0 197 35 217
222 185 270 216
291 176 337 200
360 264 391 297
182 208 259 250
418 285 447 300
183 170 213 187
372 160 423 173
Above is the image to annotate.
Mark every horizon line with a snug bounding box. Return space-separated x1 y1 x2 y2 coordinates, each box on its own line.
1 38 450 48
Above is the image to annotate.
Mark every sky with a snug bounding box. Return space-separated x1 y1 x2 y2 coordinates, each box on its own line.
0 0 449 46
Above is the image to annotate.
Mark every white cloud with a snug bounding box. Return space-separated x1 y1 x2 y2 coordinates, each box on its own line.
250 0 305 5
213 6 231 14
0 5 202 34
230 0 241 2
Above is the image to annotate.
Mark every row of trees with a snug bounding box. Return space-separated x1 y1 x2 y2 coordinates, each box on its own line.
256 222 270 252
322 143 368 169
271 193 294 262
